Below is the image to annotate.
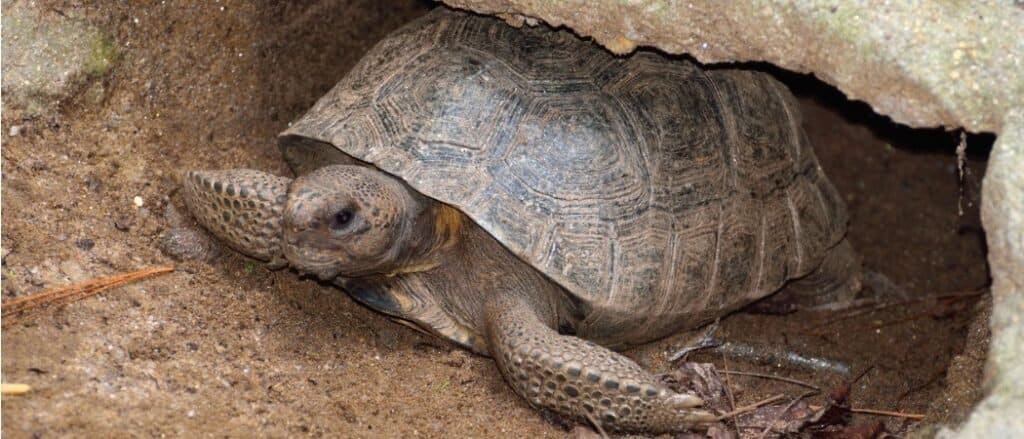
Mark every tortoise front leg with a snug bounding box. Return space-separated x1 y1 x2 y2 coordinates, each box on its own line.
483 295 715 433
183 169 291 268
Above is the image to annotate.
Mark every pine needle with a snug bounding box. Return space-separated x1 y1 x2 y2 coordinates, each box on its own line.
2 265 174 326
715 394 786 420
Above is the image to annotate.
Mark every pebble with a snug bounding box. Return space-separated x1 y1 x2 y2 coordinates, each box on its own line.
113 214 134 231
441 349 468 368
85 174 103 192
75 238 95 251
28 159 49 171
374 326 400 350
133 196 144 207
59 260 86 283
159 226 221 262
1 240 14 263
163 204 188 228
9 125 23 137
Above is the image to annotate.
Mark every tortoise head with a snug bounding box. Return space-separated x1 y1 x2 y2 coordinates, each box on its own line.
184 165 444 280
281 165 434 279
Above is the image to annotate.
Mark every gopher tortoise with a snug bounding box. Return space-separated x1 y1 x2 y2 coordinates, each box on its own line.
183 8 859 434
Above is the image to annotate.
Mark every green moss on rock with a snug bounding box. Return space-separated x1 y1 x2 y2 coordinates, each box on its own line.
86 32 120 77
1 2 119 116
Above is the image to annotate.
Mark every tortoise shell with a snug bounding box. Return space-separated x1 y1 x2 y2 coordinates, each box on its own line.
279 9 848 342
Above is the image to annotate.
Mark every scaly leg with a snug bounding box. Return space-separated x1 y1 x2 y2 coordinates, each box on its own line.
484 295 715 433
183 169 291 268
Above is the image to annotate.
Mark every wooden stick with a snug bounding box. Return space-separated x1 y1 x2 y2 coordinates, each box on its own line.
583 412 610 439
850 408 926 420
719 370 820 391
3 267 176 308
2 266 175 320
716 394 786 420
757 392 814 439
807 405 926 420
802 287 986 334
3 279 103 308
720 353 741 438
5 283 109 317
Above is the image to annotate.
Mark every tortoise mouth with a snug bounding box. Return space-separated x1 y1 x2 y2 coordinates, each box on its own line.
291 261 341 281
281 240 342 280
282 233 384 280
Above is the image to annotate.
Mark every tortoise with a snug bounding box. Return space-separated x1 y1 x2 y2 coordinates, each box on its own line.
182 8 860 434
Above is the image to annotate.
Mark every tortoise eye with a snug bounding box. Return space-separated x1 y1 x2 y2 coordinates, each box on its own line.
329 208 355 231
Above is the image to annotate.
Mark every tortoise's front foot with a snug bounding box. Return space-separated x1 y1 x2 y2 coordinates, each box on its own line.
484 296 716 434
182 169 291 267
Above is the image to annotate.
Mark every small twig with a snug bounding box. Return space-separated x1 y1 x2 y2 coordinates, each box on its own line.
807 405 925 420
869 314 929 330
757 391 815 439
720 353 741 437
2 266 175 325
850 408 926 420
5 282 111 316
715 394 786 420
866 294 976 331
719 370 820 391
802 287 986 334
851 365 874 386
956 130 968 216
833 293 979 335
3 279 101 308
583 412 610 439
3 266 174 309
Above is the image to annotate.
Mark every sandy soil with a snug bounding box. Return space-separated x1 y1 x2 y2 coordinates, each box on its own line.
2 1 991 437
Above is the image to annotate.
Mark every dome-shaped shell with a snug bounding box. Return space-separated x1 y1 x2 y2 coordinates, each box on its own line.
280 9 847 342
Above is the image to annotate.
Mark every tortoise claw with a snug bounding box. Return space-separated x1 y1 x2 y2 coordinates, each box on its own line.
667 393 705 409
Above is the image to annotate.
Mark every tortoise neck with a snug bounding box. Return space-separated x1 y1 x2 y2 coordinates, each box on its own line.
420 214 566 335
388 202 465 276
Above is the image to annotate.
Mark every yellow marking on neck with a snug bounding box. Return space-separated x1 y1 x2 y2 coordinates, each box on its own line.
385 260 441 277
391 318 432 335
433 204 464 250
386 204 462 277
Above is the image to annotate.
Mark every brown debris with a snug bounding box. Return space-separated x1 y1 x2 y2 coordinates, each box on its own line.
661 363 917 438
